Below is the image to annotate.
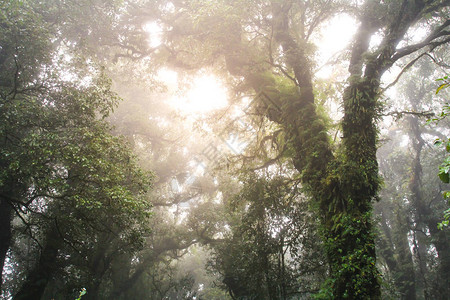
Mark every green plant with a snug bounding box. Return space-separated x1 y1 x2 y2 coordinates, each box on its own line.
75 288 86 300
432 75 450 229
436 75 450 94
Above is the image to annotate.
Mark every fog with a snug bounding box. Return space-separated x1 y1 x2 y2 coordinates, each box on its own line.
1 0 449 299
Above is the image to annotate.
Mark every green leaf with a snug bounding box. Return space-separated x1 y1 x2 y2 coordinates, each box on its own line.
439 172 449 183
436 83 448 94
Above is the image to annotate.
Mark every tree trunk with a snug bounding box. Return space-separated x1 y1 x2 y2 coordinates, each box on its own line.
409 115 449 299
394 214 417 299
316 78 381 300
84 233 116 300
413 231 430 300
377 205 416 299
13 226 60 300
428 222 450 300
0 196 13 292
233 13 382 300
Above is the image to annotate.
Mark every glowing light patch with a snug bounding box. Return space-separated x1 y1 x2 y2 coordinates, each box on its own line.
315 15 357 78
171 75 228 114
157 68 178 92
143 21 162 48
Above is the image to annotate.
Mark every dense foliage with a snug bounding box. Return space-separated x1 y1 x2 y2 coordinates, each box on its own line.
0 1 152 299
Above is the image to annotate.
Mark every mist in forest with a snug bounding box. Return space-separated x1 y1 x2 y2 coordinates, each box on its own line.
0 0 449 299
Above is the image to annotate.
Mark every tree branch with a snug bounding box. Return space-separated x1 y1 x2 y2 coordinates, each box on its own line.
381 52 428 93
266 60 299 86
10 203 44 250
380 110 435 120
392 20 450 62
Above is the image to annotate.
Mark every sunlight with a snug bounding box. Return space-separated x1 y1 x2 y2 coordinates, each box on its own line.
315 15 357 78
157 68 178 92
318 15 356 55
170 74 228 115
157 68 228 115
143 21 162 48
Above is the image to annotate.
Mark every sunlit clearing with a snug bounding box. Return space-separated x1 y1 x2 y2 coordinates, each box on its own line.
315 15 357 78
171 75 228 115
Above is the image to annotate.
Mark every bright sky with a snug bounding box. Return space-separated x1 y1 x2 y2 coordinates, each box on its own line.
143 22 162 48
315 15 358 78
157 69 228 115
174 75 228 114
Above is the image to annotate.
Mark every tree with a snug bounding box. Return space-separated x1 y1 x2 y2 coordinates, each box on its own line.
433 75 450 229
210 173 326 299
375 56 450 299
0 1 153 298
121 0 449 297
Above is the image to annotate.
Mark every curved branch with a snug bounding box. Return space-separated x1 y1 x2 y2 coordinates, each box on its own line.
380 110 435 119
425 53 450 69
249 149 285 172
9 203 44 250
381 52 428 92
392 20 450 62
383 50 450 93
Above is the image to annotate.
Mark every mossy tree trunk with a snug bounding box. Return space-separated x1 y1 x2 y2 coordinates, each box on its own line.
244 3 383 298
219 0 447 297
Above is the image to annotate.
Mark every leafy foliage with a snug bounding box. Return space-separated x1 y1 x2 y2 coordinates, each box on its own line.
0 1 153 298
432 75 450 229
210 174 326 299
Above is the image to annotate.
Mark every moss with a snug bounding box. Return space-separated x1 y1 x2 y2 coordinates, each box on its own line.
249 69 382 299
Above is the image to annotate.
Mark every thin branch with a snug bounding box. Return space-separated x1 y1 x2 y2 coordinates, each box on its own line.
152 191 201 207
380 110 435 119
266 60 299 86
10 204 43 250
305 1 334 41
381 52 428 93
250 145 287 172
425 52 450 69
53 217 82 255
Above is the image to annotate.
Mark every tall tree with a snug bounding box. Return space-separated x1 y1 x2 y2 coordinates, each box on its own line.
122 0 450 297
0 1 153 298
